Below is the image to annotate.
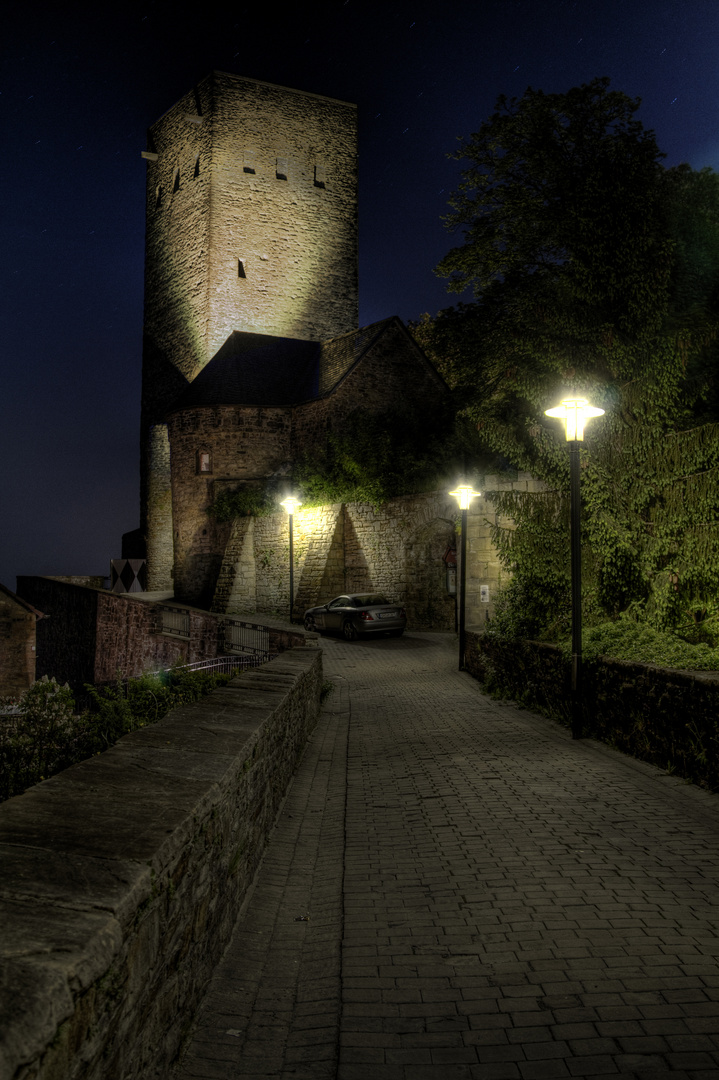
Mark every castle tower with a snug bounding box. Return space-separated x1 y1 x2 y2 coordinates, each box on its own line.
140 72 358 590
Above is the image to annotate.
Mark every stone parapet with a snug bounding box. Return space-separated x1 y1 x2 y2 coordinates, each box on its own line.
0 646 322 1080
464 630 719 788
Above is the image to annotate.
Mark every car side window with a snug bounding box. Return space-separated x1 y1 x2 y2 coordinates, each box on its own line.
329 597 348 608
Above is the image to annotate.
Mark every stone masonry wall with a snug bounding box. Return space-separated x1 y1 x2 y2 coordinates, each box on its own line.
464 472 547 629
206 71 358 349
211 488 527 631
167 405 291 606
244 505 345 621
0 591 37 699
464 630 719 789
344 493 458 630
15 579 220 693
145 424 174 591
0 646 322 1080
216 494 461 631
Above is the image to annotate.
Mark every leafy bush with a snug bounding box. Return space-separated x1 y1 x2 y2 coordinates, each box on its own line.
577 619 719 670
0 677 80 801
207 486 275 522
485 573 571 643
486 587 719 671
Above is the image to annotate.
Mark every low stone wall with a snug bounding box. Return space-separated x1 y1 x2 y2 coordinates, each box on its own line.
465 630 719 789
0 645 322 1080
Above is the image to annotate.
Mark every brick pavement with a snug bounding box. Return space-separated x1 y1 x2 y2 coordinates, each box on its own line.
175 632 719 1080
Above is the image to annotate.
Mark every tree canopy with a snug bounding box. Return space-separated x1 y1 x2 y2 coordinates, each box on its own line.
413 78 719 644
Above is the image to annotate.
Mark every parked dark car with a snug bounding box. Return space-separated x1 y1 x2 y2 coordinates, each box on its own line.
304 594 406 640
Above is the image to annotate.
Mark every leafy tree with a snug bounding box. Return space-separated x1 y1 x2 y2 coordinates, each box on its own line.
416 79 719 644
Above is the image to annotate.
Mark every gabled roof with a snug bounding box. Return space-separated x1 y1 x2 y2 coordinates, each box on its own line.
170 318 400 411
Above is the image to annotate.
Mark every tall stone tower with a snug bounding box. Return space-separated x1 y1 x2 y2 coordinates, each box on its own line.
140 72 358 590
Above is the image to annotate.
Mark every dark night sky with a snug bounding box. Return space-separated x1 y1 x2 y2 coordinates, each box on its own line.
2 0 718 590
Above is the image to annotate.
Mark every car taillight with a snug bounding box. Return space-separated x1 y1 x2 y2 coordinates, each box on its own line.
359 611 374 621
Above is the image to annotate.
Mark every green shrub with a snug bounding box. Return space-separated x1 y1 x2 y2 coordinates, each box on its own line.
576 619 719 670
0 677 79 801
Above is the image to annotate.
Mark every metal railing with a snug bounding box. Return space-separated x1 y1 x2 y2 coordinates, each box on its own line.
176 654 275 677
222 618 270 656
157 605 191 638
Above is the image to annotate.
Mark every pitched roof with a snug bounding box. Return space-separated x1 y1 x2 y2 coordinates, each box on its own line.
172 332 320 409
170 318 398 411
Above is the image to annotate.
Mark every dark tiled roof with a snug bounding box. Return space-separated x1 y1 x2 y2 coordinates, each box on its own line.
170 318 398 411
172 332 320 409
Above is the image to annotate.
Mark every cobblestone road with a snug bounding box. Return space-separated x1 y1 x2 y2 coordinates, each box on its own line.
176 631 719 1080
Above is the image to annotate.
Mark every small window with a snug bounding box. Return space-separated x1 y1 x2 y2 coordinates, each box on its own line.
314 162 326 188
193 155 200 178
276 156 288 181
238 259 246 279
172 168 180 193
243 148 257 174
196 450 212 475
155 185 162 208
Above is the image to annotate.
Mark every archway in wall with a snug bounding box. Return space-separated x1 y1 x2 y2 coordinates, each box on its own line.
404 517 456 631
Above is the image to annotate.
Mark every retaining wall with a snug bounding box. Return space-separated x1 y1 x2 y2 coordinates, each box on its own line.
0 644 322 1080
13 578 309 695
465 630 719 789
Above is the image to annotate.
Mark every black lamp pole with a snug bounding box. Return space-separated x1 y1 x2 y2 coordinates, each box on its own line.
545 397 604 740
569 440 582 739
458 503 468 670
449 484 481 672
288 511 294 622
280 497 301 624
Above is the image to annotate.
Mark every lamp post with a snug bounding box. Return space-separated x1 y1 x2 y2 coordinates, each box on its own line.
449 483 482 671
544 398 604 738
280 497 302 622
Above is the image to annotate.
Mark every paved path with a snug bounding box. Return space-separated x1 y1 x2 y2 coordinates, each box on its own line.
175 632 719 1080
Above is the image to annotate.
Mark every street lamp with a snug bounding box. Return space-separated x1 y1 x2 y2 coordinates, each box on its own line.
280 496 302 622
448 483 482 671
544 397 604 738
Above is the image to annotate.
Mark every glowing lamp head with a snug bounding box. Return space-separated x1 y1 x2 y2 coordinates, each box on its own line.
544 397 604 441
280 496 302 515
449 483 482 510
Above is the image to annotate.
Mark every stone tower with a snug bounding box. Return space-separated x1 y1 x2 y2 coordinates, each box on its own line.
140 72 358 590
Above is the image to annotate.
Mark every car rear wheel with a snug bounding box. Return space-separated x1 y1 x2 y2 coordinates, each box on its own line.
304 615 316 631
342 620 358 641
